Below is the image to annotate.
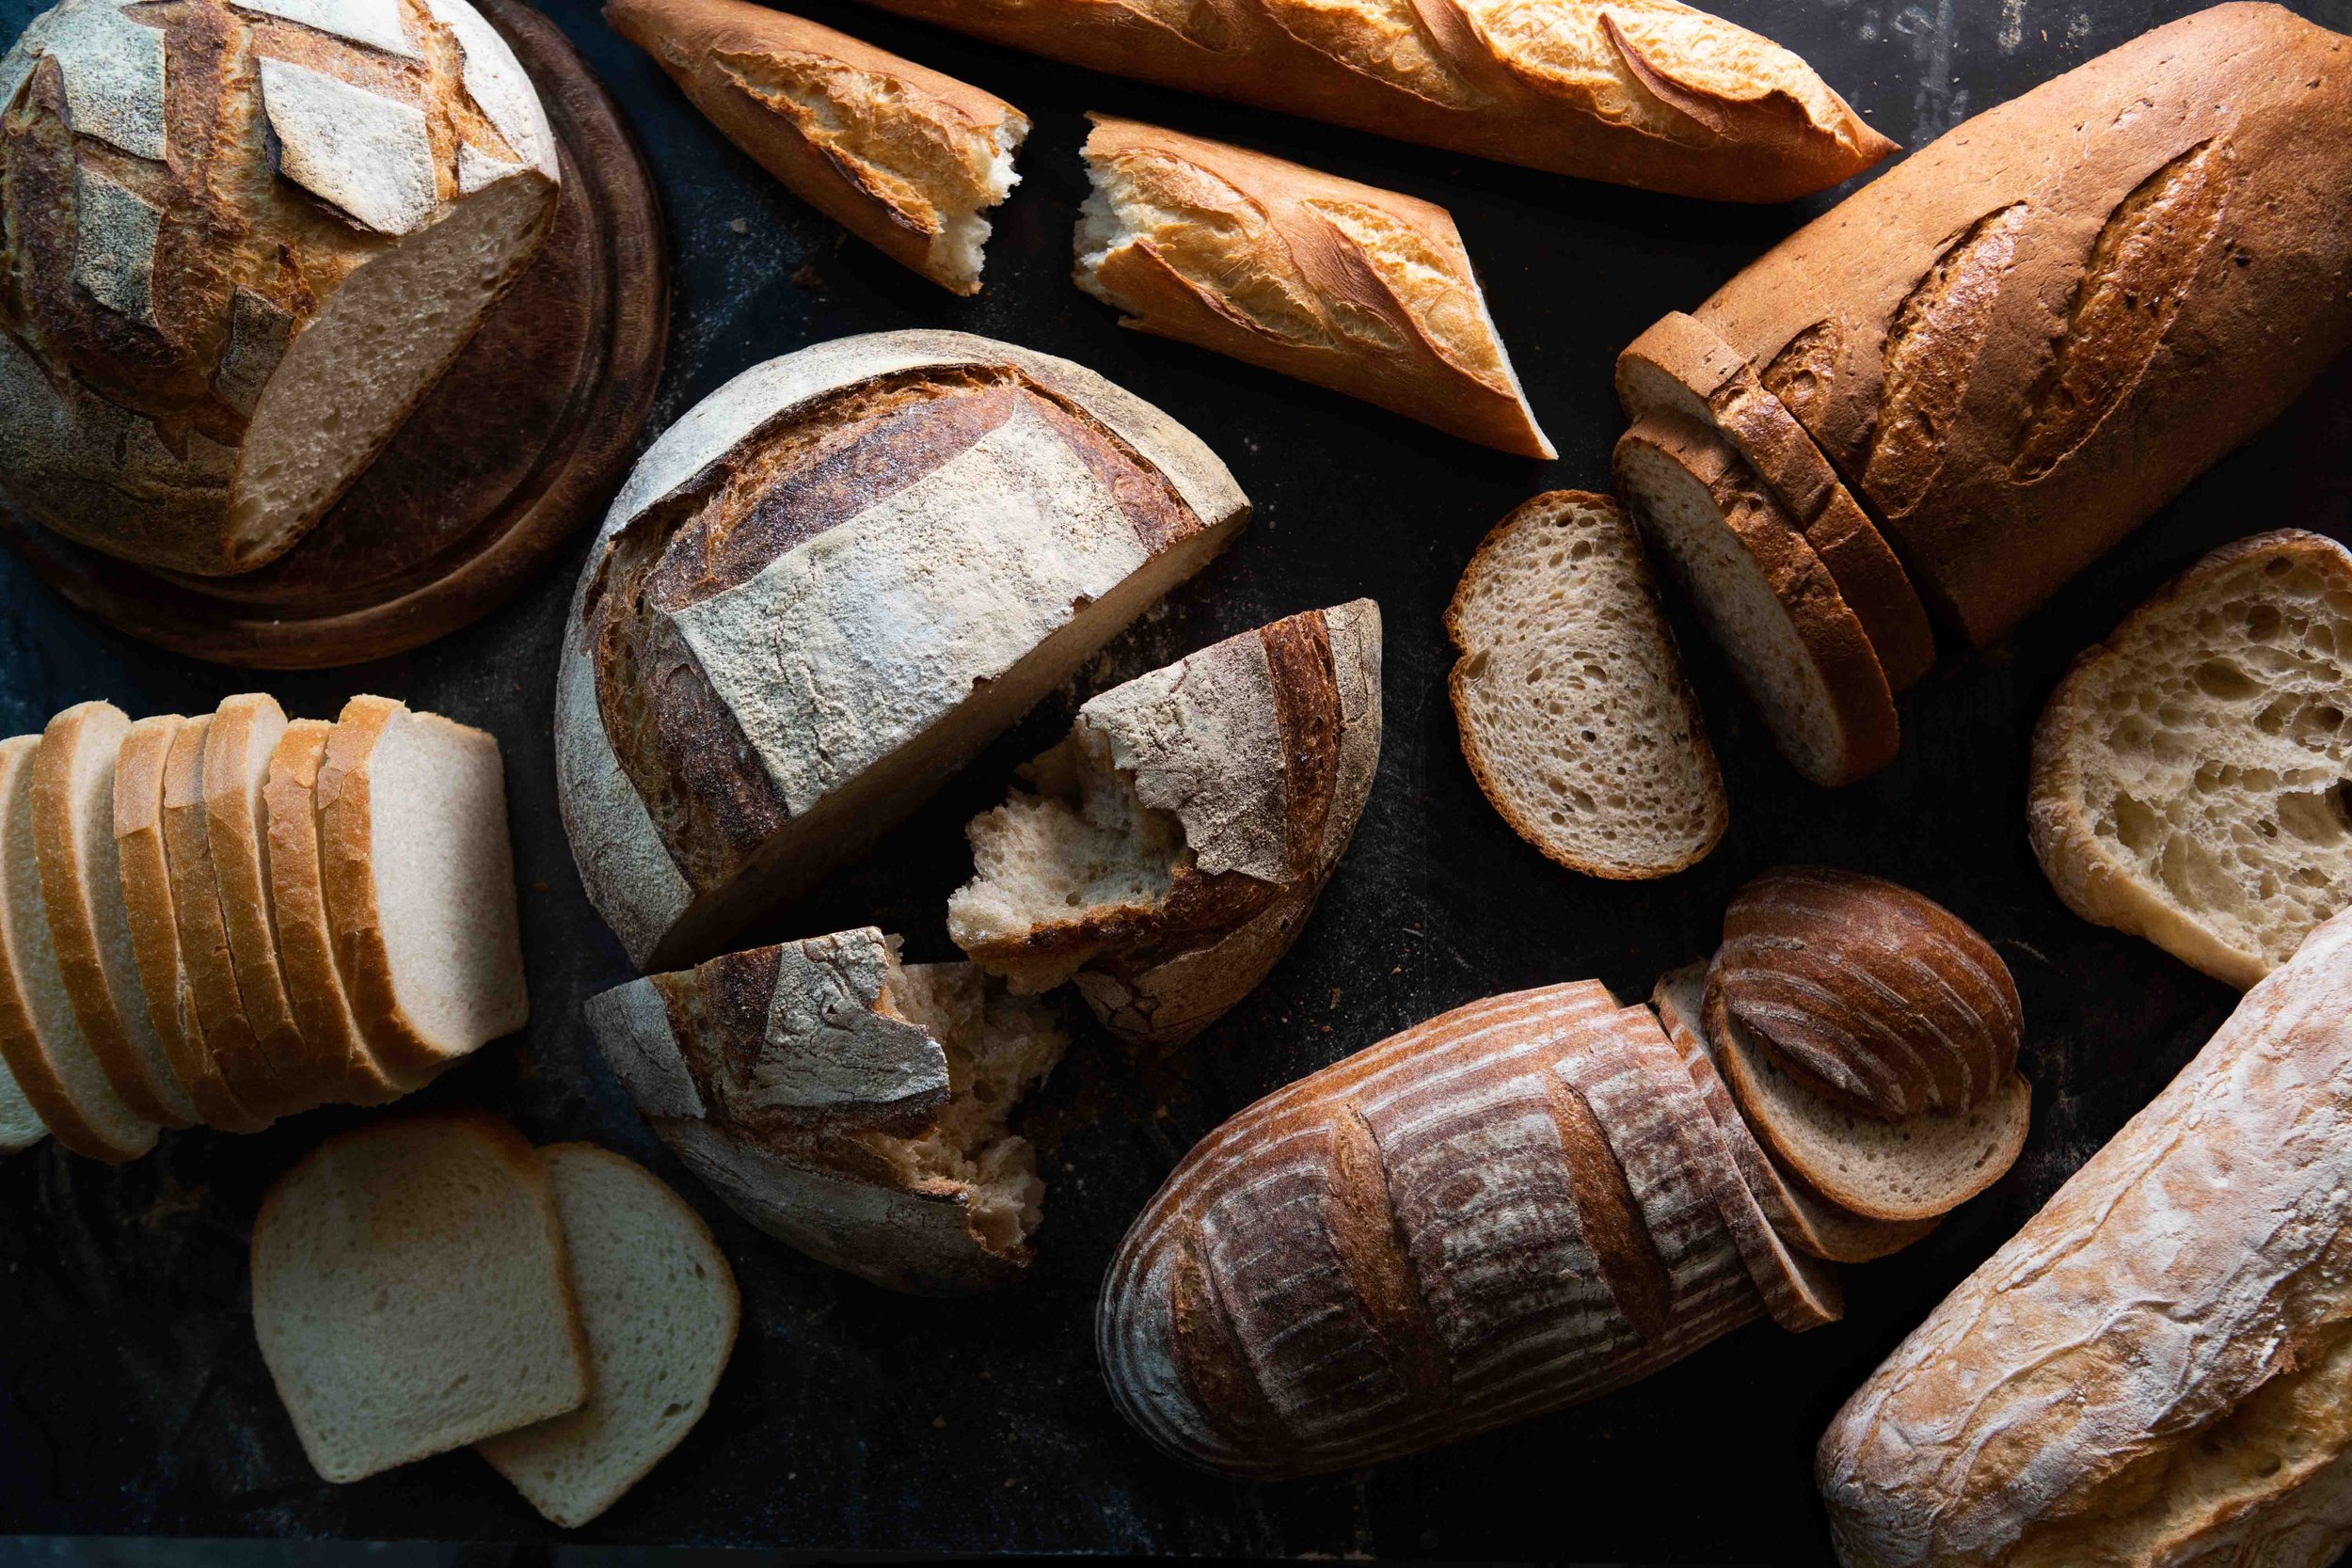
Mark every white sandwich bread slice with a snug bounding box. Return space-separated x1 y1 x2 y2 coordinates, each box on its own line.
250 1108 590 1483
477 1144 739 1528
0 736 156 1161
30 702 195 1125
1446 490 1727 879
315 696 528 1082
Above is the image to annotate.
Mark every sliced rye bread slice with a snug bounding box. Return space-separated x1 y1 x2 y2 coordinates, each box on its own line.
1651 961 1934 1263
1446 490 1728 879
0 736 157 1161
264 721 410 1105
1705 962 2027 1224
32 703 196 1126
112 717 268 1134
316 697 528 1080
251 1107 590 1483
1614 411 1899 787
1617 313 1936 692
477 1143 739 1528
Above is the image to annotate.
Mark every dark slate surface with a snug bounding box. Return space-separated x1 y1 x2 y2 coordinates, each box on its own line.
1 0 2349 1558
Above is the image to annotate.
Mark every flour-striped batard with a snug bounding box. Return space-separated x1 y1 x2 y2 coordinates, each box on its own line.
0 0 560 576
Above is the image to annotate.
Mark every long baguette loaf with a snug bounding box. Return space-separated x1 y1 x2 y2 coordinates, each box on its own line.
1820 904 2352 1567
854 0 1891 201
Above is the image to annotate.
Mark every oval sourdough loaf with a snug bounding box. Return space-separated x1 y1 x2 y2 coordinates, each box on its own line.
1820 905 2352 1568
1692 3 2352 646
1096 982 1766 1479
0 0 562 576
555 329 1250 970
947 601 1382 1047
585 927 1069 1295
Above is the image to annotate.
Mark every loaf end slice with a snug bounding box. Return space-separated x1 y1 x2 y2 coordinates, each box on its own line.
477 1143 739 1528
1447 490 1727 879
2029 530 2352 990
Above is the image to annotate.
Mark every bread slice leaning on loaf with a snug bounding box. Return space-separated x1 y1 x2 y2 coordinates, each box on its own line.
2029 530 2352 990
1447 490 1726 879
554 330 1250 970
606 0 1026 294
1076 118 1552 459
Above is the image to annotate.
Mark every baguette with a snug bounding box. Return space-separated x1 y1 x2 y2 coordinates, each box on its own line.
1076 118 1551 459
606 0 1027 294
853 0 1893 201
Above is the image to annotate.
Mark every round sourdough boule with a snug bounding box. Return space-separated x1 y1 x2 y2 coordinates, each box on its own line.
554 330 1251 972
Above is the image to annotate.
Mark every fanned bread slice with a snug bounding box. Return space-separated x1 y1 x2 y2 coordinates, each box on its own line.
1706 965 2026 1225
264 721 409 1105
113 717 267 1134
316 697 528 1079
0 737 157 1161
32 703 196 1126
1447 490 1727 879
251 1108 589 1483
478 1144 739 1528
2029 530 2352 990
1614 411 1899 787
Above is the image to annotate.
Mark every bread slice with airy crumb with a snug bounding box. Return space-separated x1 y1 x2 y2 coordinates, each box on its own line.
2029 530 2352 990
251 1108 589 1483
1447 490 1727 879
478 1144 739 1528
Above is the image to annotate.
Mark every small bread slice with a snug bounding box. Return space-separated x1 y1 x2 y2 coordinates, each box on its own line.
1617 313 1936 692
32 703 196 1126
478 1144 739 1527
264 721 409 1106
251 1108 589 1482
316 697 528 1080
0 736 157 1161
2029 530 2352 990
1705 964 2026 1225
1614 410 1899 787
1447 490 1726 879
113 717 267 1134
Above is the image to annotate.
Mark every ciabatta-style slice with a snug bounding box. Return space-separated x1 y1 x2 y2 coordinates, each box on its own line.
2029 530 2352 990
251 1108 589 1483
316 697 528 1079
0 736 156 1161
1447 490 1726 879
31 703 195 1125
477 1144 739 1528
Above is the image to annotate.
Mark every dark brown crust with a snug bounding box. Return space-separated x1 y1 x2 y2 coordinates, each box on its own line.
1168 1225 1282 1452
1324 1104 1451 1404
1547 1070 1671 1340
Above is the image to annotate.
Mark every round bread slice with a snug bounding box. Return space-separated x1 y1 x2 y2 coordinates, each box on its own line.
113 716 269 1134
251 1107 590 1483
1446 490 1727 879
1705 964 2026 1224
31 703 196 1126
477 1143 739 1528
0 736 157 1161
1614 411 1899 787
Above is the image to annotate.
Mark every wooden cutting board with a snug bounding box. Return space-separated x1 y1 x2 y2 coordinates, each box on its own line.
0 0 668 670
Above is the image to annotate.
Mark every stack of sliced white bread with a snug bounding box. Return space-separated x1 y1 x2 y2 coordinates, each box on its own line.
251 1109 738 1527
0 693 527 1160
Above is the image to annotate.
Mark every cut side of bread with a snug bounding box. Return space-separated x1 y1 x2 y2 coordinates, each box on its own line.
477 1144 739 1528
32 702 195 1125
1615 410 1899 787
1707 967 2026 1225
205 694 326 1114
316 697 528 1081
1446 490 1726 879
0 736 156 1161
2029 530 2352 990
251 1108 589 1483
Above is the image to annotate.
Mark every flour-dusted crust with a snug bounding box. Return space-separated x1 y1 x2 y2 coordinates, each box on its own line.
1820 907 2352 1567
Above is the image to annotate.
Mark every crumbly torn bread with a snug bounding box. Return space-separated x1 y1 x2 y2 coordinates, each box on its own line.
1447 490 1725 879
607 0 1027 293
2030 531 2352 990
1077 117 1552 459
